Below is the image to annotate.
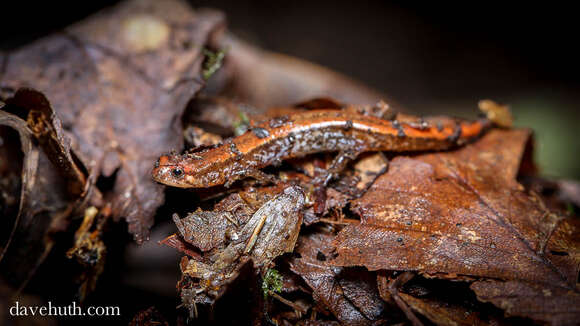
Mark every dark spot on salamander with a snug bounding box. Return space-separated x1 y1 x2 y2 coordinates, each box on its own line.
316 251 327 261
344 120 353 130
269 115 290 128
287 132 296 143
417 117 429 130
446 124 462 143
252 127 270 139
392 120 406 137
229 142 242 159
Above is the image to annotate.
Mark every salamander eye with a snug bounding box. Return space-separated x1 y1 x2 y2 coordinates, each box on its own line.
171 167 184 178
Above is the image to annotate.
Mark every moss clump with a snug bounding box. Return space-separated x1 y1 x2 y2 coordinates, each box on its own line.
262 269 283 298
202 48 225 80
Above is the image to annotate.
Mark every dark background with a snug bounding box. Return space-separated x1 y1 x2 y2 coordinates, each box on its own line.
2 1 578 179
1 1 579 325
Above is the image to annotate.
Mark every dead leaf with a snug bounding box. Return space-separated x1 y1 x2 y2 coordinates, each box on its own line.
289 231 375 326
0 0 226 243
471 280 580 325
210 34 393 110
6 89 88 197
330 129 575 288
0 110 72 291
399 293 496 326
129 306 169 326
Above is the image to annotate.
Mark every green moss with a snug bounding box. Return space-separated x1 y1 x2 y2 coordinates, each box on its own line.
202 48 225 80
262 268 283 298
233 112 250 136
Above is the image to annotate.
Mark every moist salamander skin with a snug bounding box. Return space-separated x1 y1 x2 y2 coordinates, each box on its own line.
152 109 491 188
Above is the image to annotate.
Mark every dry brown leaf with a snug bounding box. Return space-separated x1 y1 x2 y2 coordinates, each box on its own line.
399 292 497 326
0 110 72 290
471 280 580 325
0 0 225 243
331 129 575 287
289 231 377 326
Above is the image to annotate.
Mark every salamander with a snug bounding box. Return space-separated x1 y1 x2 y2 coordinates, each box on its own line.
152 109 491 188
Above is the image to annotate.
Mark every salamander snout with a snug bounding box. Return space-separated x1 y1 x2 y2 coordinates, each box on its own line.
152 155 191 188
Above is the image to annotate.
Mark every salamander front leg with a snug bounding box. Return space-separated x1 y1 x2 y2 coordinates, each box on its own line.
316 150 360 186
311 150 360 214
225 168 277 188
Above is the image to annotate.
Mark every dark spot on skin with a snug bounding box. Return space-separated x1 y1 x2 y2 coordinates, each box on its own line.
419 117 429 129
396 237 403 242
172 167 183 178
446 124 462 143
344 120 353 130
287 132 295 143
358 249 363 254
406 221 412 226
269 115 290 128
252 127 270 139
316 251 327 261
229 142 241 156
456 223 462 227
392 120 406 137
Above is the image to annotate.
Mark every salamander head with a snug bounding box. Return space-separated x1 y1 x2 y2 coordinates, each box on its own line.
152 154 208 188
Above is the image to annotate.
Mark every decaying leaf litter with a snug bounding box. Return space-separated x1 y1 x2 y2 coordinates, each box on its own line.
0 0 578 325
